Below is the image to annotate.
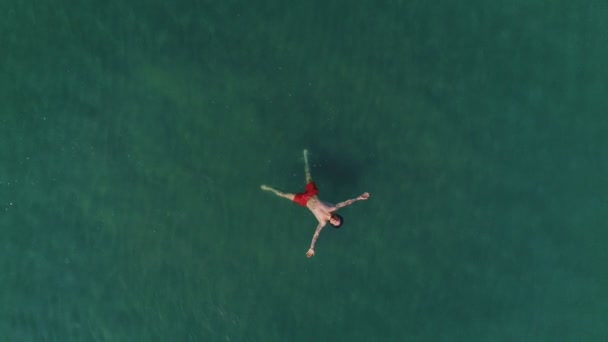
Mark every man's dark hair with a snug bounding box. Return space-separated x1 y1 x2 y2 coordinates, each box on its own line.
330 214 343 229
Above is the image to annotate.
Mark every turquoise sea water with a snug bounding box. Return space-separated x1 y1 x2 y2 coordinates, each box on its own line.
2 1 607 341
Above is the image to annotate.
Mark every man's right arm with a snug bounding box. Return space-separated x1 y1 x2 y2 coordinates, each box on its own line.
306 222 325 258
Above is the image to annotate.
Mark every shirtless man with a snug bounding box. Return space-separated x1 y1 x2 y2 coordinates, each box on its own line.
260 149 370 258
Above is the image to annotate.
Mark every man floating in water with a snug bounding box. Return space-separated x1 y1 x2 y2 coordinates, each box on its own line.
260 149 370 258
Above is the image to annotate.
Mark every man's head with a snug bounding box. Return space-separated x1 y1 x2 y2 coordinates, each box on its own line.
329 214 343 229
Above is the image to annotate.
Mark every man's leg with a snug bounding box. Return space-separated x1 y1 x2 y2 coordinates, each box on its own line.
303 149 312 183
260 185 295 201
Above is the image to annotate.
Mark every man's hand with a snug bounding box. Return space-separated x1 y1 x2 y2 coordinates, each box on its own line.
306 248 315 258
358 192 370 200
260 184 270 191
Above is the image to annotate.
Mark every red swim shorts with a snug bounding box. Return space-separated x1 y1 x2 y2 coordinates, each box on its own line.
293 181 319 207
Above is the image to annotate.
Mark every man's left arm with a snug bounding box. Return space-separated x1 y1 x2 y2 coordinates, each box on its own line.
334 192 370 210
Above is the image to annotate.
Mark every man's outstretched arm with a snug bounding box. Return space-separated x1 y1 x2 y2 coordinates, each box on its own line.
334 192 370 210
306 223 325 258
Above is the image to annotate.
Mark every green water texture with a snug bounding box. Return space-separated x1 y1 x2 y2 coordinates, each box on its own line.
2 1 607 341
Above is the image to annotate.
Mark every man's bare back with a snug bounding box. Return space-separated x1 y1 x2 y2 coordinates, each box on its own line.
260 149 370 258
306 197 336 224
